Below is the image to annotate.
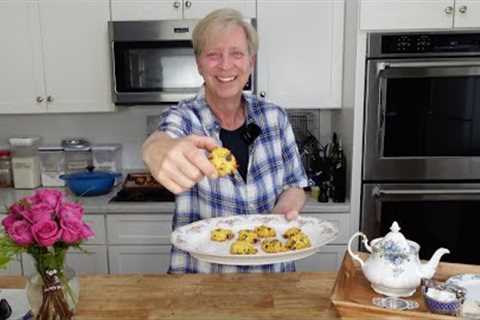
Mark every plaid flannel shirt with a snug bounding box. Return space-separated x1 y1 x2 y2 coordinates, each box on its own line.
158 90 308 273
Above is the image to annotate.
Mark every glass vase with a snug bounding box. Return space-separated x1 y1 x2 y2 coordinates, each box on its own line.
25 265 80 318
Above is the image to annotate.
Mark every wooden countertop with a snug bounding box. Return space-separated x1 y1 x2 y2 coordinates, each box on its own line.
1 272 340 320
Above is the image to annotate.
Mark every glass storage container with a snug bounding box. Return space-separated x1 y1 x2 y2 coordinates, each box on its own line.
38 145 65 187
62 138 92 174
92 144 122 185
9 137 42 189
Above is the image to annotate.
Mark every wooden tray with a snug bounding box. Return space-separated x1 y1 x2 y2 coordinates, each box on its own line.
331 252 480 319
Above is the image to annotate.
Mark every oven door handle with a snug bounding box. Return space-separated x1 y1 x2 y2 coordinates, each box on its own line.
373 187 480 198
377 61 480 72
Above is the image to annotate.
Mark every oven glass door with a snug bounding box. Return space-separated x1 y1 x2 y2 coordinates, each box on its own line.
361 183 480 264
364 58 480 181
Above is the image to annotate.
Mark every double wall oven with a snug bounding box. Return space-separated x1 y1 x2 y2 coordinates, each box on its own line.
362 32 480 264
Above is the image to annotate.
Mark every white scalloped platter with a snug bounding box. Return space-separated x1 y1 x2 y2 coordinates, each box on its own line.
170 214 339 266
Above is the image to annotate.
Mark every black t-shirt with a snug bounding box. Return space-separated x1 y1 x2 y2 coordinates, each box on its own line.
220 123 249 181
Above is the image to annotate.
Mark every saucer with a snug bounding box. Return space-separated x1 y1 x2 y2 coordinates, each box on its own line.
372 296 419 310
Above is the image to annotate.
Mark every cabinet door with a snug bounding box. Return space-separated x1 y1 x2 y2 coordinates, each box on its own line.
111 0 183 21
23 246 109 275
0 0 46 114
107 214 173 245
454 1 480 28
360 0 455 30
295 245 346 272
183 0 256 19
109 245 171 273
257 0 344 109
39 0 114 113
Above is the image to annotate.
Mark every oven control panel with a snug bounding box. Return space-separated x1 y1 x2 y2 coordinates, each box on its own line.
371 32 480 56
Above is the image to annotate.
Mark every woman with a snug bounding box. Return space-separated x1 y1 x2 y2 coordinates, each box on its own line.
142 8 308 273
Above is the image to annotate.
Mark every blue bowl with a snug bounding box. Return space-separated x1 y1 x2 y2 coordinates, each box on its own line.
422 284 464 316
60 170 122 197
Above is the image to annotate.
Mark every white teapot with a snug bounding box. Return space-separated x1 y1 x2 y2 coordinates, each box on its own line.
347 221 450 297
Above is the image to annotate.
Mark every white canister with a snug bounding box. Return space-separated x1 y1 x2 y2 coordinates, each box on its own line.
9 137 42 189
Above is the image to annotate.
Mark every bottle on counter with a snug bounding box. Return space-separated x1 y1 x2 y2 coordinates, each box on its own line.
331 142 346 203
0 149 13 188
9 137 42 189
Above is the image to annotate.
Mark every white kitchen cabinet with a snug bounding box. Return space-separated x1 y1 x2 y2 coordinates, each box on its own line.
0 0 113 114
109 245 171 273
107 214 172 273
110 0 255 21
360 0 480 30
256 0 345 109
295 245 346 272
0 1 46 114
107 214 173 244
182 0 255 18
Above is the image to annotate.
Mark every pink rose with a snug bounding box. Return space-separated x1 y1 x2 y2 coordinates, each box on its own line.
8 202 28 217
31 220 62 247
60 216 84 244
80 222 95 240
20 203 54 224
8 220 34 246
35 189 64 211
2 213 21 233
59 202 84 220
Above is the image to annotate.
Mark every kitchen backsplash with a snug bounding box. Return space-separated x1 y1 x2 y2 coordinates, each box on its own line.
0 106 333 169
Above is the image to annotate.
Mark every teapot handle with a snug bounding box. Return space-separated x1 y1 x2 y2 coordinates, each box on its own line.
347 232 371 267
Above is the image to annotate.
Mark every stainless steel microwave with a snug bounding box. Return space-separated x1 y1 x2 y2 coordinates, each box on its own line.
109 19 255 105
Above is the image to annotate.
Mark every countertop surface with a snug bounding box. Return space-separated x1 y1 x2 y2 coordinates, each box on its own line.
0 186 350 214
1 272 340 320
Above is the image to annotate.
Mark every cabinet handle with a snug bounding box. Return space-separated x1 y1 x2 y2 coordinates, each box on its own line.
459 5 468 14
185 1 192 8
36 96 44 103
173 1 181 9
444 6 454 14
259 91 266 98
46 95 54 103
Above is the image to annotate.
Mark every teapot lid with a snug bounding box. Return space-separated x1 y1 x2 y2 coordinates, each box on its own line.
373 221 412 254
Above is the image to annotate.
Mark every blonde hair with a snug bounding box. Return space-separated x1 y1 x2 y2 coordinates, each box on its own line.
192 8 258 57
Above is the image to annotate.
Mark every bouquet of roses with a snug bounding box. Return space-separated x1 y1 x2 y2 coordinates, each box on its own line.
0 189 94 319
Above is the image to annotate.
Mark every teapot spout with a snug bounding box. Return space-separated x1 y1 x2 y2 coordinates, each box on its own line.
420 248 450 279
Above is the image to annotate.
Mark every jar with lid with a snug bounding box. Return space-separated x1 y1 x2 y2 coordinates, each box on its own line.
0 149 13 188
62 138 92 174
9 137 42 189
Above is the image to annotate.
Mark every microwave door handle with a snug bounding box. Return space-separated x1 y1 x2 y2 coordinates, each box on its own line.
373 188 480 197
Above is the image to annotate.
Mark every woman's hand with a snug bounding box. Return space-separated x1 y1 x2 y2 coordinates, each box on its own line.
272 187 306 220
142 132 219 194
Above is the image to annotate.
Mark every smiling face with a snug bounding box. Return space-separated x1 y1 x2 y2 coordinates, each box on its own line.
196 24 255 104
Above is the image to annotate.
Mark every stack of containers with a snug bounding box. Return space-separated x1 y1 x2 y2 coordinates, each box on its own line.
38 145 65 187
8 137 42 189
91 144 123 185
